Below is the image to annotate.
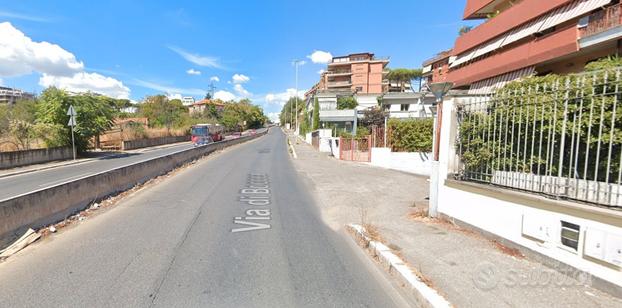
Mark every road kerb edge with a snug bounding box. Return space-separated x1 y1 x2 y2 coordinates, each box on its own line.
348 223 452 308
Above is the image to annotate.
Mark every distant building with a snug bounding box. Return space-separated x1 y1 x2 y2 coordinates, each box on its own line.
0 86 35 104
380 92 436 119
447 0 621 94
306 52 390 99
189 99 225 115
421 49 452 89
182 96 195 106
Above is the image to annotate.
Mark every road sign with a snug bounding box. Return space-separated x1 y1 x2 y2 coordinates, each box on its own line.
66 105 77 160
67 105 76 117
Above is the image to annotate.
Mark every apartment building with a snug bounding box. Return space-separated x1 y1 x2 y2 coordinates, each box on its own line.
0 86 34 104
421 49 452 89
312 52 389 95
446 0 620 94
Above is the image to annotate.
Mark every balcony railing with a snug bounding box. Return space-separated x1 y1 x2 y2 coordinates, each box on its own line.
327 81 352 87
326 69 352 75
579 4 622 38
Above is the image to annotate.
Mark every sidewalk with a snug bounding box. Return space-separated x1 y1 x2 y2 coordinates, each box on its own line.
287 133 622 307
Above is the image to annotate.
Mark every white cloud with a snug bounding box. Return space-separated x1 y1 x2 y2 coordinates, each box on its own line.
264 88 306 107
0 22 84 77
233 84 251 97
0 10 50 23
232 73 250 84
307 50 332 64
0 22 130 99
267 112 280 123
318 69 325 74
0 78 3 86
186 68 201 75
39 72 130 99
168 46 223 69
132 79 205 96
210 76 220 82
214 90 236 101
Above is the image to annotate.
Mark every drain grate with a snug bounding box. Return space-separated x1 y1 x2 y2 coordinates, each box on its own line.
258 149 271 154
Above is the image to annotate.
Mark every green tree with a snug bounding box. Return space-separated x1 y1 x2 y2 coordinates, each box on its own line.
312 97 320 130
337 96 358 110
360 107 387 128
139 95 188 130
35 87 116 152
279 97 304 125
386 68 423 92
458 26 472 36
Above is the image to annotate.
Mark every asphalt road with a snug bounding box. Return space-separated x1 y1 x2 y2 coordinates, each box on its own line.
0 142 196 200
0 128 409 307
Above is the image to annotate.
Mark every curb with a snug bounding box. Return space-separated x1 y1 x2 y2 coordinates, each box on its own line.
348 224 452 308
287 137 298 159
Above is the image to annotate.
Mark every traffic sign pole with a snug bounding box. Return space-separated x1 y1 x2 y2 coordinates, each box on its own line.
67 105 77 160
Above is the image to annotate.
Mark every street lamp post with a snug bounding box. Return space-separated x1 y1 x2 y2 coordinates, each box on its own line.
426 81 453 218
293 60 302 133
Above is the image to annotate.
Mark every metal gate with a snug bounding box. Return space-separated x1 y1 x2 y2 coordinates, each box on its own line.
339 136 371 162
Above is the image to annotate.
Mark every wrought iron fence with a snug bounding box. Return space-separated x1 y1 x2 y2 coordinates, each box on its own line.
456 68 622 208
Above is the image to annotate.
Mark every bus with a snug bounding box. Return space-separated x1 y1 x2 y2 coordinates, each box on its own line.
191 124 224 146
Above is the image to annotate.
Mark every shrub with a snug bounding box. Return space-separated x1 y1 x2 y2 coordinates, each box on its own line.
337 96 358 110
388 118 433 152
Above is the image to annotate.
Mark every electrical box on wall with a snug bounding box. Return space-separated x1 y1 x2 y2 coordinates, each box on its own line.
522 214 557 242
584 228 622 267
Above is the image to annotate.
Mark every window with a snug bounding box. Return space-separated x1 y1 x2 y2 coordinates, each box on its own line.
560 221 580 251
355 86 363 92
400 104 409 111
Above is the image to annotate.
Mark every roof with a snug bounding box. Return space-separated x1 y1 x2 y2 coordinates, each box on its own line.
422 49 453 67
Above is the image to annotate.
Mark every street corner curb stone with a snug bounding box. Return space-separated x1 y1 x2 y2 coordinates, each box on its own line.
348 223 452 308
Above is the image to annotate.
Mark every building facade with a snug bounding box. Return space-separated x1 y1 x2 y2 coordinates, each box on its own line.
182 96 195 106
421 49 452 89
0 86 35 104
188 99 224 115
318 52 389 95
446 0 620 94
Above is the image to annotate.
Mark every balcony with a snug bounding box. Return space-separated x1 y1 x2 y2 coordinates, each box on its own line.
326 69 352 76
327 81 352 88
578 4 622 49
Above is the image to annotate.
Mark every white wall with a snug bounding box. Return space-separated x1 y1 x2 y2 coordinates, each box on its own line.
434 97 622 288
370 148 431 176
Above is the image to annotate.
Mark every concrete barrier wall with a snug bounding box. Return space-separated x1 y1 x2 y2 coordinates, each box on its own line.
0 130 267 248
0 147 73 170
122 135 191 151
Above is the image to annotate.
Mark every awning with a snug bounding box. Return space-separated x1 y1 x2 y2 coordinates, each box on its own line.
468 66 535 95
451 0 611 69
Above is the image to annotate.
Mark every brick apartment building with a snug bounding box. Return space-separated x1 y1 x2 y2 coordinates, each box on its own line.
307 52 389 97
438 0 621 94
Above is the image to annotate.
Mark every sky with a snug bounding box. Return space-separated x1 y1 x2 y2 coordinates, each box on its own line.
0 0 479 121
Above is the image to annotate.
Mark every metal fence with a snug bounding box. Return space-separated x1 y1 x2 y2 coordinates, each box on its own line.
456 68 622 208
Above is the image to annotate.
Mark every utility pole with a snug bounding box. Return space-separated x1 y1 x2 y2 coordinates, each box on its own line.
293 59 302 133
207 82 217 99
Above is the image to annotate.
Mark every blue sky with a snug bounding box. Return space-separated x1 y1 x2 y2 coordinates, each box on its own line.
0 0 479 120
